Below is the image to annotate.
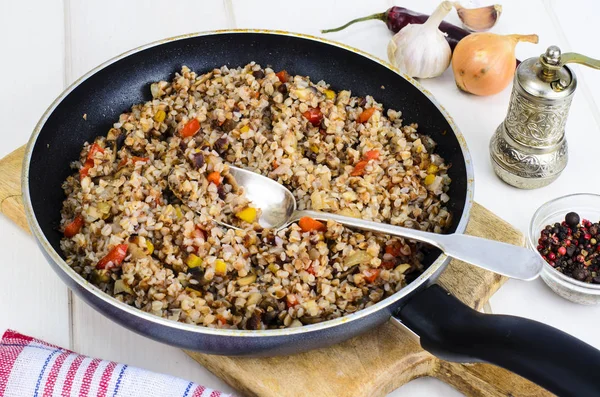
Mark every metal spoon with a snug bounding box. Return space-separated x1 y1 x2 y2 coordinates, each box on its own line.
221 166 544 281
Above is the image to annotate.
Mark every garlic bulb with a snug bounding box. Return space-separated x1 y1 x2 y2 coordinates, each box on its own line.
387 1 453 78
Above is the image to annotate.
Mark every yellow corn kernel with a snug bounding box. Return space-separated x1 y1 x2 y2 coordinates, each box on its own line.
268 263 279 274
240 125 250 133
237 274 257 286
215 259 227 275
309 144 319 153
175 206 183 220
424 174 436 185
146 240 154 255
235 207 257 223
416 145 423 153
186 254 203 269
427 164 439 174
154 109 166 122
324 89 335 100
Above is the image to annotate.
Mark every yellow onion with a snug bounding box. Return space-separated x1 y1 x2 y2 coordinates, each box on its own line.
452 33 538 96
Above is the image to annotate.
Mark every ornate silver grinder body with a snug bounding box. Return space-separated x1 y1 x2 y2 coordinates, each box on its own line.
490 46 600 189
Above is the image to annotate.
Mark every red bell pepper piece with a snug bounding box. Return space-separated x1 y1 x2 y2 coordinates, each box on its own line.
96 244 129 270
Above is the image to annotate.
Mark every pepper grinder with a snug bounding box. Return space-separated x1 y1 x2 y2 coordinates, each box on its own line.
490 46 600 189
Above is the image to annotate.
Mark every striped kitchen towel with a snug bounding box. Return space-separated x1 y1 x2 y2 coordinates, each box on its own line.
0 330 233 397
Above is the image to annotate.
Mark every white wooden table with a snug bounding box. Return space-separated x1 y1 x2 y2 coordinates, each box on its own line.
1 1 599 395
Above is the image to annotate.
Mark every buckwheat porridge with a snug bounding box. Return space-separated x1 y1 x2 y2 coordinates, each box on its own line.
60 63 451 330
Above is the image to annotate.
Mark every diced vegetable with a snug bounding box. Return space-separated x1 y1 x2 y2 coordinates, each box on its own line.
357 107 376 123
114 279 133 294
146 240 154 255
268 263 279 274
79 143 105 180
276 70 289 83
364 150 380 160
236 207 257 223
395 263 412 274
87 143 105 159
299 217 326 233
385 241 402 257
64 215 84 237
309 144 320 153
381 261 396 270
427 164 439 174
240 125 250 133
96 244 128 270
181 118 200 137
286 294 299 308
363 268 380 283
207 171 221 186
215 259 227 275
175 206 184 220
424 174 436 185
237 274 257 286
350 160 368 176
186 254 203 269
91 269 110 284
302 108 323 127
97 202 111 219
153 109 166 122
132 156 149 163
343 250 373 267
324 89 336 100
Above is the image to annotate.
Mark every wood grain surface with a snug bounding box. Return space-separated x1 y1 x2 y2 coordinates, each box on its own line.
0 144 551 397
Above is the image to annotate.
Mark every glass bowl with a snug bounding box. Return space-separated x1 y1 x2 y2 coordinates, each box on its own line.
528 193 600 305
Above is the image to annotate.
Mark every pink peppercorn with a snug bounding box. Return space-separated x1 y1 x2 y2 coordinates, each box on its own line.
584 233 592 240
558 247 567 256
549 261 556 267
566 239 572 247
577 255 585 263
548 252 556 260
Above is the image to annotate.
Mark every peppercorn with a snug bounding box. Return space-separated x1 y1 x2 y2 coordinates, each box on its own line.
537 211 600 284
566 212 580 227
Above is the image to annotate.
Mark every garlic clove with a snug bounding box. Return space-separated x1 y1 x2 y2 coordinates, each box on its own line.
453 2 502 32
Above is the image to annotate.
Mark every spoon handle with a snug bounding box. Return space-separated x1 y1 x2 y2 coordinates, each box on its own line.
294 210 543 281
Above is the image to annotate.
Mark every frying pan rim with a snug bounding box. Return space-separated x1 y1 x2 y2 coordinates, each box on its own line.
22 29 474 338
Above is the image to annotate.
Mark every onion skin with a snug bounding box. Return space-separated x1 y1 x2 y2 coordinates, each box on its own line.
452 33 538 96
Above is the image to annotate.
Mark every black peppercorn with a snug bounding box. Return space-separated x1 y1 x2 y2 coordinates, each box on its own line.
573 268 587 281
566 212 580 227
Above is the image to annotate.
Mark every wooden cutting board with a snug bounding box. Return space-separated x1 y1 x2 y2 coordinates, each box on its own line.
0 146 550 397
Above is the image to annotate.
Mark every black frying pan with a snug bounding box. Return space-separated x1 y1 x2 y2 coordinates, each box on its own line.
22 31 600 396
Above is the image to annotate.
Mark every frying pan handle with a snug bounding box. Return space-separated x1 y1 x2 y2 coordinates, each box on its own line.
395 284 600 397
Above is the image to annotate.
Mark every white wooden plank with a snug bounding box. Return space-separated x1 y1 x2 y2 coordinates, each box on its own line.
232 0 393 61
66 0 233 84
0 0 70 347
550 0 600 125
0 0 67 158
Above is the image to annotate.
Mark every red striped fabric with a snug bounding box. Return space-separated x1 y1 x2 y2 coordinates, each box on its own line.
42 351 71 396
61 354 85 396
78 358 101 396
97 361 117 397
0 330 233 397
0 330 33 396
192 385 206 397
